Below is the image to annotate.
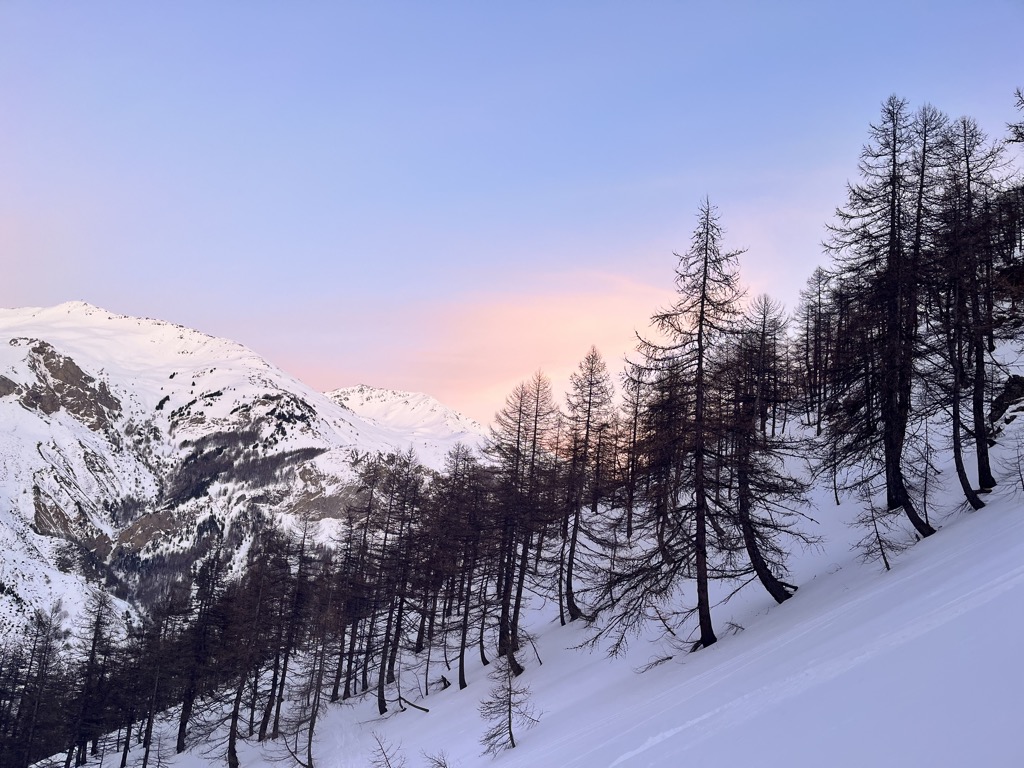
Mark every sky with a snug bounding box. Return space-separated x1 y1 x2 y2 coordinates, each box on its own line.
1 1 1022 423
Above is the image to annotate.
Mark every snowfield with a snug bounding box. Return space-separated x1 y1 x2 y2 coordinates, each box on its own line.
326 384 487 470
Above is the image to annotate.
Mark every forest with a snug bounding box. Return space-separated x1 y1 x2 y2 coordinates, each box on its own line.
1 92 1023 768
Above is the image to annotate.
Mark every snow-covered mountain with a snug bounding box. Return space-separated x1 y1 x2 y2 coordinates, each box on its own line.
326 384 486 469
0 301 486 631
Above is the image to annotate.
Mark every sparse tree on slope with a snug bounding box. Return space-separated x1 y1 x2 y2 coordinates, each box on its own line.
649 198 744 649
478 657 539 755
599 199 744 653
561 345 615 623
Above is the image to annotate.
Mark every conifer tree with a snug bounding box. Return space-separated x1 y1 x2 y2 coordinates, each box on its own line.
719 295 814 603
561 346 615 622
823 96 945 536
598 199 744 652
64 592 116 767
486 373 557 673
478 657 538 755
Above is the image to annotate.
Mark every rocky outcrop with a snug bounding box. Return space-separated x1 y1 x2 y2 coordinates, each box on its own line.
992 374 1024 425
0 374 16 398
14 339 122 431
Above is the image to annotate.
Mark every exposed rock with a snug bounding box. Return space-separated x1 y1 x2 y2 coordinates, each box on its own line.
20 340 122 431
22 383 61 415
33 484 75 538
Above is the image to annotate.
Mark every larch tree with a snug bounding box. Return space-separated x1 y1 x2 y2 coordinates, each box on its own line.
823 96 944 537
1008 87 1024 144
486 372 557 674
653 198 744 649
943 116 1006 493
561 345 615 623
718 295 814 603
64 591 116 768
478 657 539 756
792 267 836 434
599 198 744 653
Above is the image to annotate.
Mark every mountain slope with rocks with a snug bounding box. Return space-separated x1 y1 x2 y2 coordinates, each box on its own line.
0 301 486 631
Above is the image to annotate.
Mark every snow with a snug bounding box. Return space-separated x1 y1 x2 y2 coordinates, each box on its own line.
6 301 1024 766
326 384 487 469
369 504 1024 767
98 437 1024 768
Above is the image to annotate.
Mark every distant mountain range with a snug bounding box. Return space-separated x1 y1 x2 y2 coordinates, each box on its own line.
0 301 487 632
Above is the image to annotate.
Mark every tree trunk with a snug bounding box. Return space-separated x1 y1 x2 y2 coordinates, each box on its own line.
227 674 246 768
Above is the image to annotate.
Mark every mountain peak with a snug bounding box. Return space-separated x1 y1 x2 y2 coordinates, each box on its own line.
327 384 486 438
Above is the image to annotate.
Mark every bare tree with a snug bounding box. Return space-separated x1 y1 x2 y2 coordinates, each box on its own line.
635 197 745 650
369 732 408 768
560 346 615 622
478 657 539 755
823 96 946 536
1008 88 1024 144
718 295 816 603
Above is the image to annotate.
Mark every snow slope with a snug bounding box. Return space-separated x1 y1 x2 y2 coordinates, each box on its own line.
313 503 1024 767
102 426 1024 768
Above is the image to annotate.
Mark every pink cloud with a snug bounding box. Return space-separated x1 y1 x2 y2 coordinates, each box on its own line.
265 271 675 424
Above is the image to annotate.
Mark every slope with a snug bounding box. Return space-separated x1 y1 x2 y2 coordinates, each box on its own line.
121 423 1024 768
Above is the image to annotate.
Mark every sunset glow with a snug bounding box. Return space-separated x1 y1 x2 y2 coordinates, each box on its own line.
2 2 1021 423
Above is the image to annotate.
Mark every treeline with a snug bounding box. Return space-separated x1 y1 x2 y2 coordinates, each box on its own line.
1 93 1022 767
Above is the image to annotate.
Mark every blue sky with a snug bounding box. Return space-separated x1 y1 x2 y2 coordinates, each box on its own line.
1 1 1022 421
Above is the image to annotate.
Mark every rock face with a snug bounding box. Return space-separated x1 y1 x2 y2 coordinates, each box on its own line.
18 339 122 430
991 374 1024 426
0 302 486 632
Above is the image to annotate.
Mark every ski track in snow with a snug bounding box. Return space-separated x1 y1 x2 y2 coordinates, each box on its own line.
506 509 1024 767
